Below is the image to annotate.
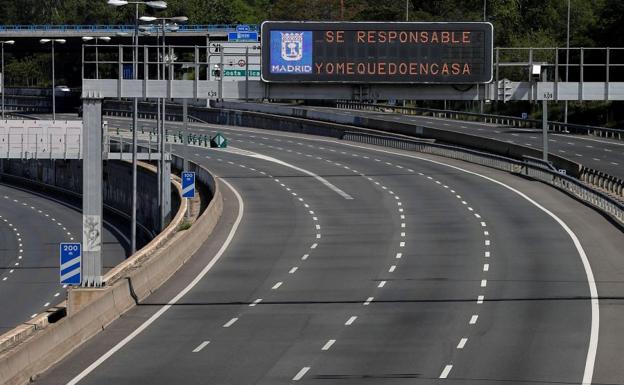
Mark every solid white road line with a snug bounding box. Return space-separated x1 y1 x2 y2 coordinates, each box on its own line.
65 178 245 385
440 365 453 378
228 147 353 199
345 316 357 325
292 367 310 381
189 122 601 383
322 339 336 351
192 341 210 353
337 142 599 383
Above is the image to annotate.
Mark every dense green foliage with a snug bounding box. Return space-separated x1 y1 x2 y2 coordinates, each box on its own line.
0 0 617 47
0 0 621 125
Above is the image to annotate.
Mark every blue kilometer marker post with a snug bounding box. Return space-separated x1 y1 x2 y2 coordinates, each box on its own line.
182 172 196 219
182 172 196 199
60 243 81 285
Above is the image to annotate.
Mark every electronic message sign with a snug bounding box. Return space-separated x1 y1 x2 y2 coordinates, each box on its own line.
261 21 493 84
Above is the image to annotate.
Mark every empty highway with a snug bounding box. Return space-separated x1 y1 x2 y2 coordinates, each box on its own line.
34 118 624 385
0 182 126 333
229 103 624 178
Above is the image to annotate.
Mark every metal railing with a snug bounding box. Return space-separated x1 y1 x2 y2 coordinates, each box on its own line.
82 43 262 85
343 131 624 225
335 101 624 140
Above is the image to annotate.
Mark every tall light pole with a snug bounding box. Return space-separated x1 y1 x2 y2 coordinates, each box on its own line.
483 0 487 21
141 15 187 229
82 36 111 79
480 0 486 113
40 39 66 121
405 0 409 21
564 0 571 124
108 0 167 254
0 40 15 120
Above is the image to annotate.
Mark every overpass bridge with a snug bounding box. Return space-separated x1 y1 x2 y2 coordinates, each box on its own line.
0 24 256 38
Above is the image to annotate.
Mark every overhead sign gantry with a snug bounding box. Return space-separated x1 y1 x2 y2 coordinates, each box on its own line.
261 21 493 83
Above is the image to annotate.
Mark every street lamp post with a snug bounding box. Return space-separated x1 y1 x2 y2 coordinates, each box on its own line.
564 0 571 124
483 0 487 21
108 0 167 254
0 40 15 120
405 0 409 21
40 39 66 121
140 16 187 229
82 36 111 79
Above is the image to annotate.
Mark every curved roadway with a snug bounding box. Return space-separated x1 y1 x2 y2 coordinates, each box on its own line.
283 104 624 178
34 117 624 385
0 182 126 333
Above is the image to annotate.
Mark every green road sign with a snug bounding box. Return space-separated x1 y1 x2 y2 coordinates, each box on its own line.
210 133 228 148
221 69 261 77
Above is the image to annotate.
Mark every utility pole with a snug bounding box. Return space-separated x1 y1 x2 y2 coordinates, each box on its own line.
405 0 409 21
542 68 549 161
564 0 571 124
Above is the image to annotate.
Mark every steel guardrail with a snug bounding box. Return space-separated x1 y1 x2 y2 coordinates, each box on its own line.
342 131 624 226
100 101 624 225
335 101 624 140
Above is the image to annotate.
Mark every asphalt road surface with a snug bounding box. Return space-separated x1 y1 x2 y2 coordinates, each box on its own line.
290 104 624 178
0 183 126 333
34 118 624 385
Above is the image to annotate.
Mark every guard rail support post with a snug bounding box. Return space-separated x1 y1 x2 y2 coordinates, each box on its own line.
82 93 103 287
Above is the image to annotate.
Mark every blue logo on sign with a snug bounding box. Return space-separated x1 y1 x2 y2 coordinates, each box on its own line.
270 31 313 74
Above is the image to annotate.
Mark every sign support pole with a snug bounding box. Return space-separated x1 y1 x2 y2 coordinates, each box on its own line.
542 68 549 161
81 94 103 287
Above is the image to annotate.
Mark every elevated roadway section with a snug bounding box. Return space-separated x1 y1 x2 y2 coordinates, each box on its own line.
35 117 624 385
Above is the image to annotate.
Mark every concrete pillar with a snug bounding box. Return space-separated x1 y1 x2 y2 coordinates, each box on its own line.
162 157 171 228
82 95 103 287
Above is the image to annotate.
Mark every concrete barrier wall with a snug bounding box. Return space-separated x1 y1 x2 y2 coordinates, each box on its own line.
0 160 223 385
210 102 582 178
0 159 180 245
